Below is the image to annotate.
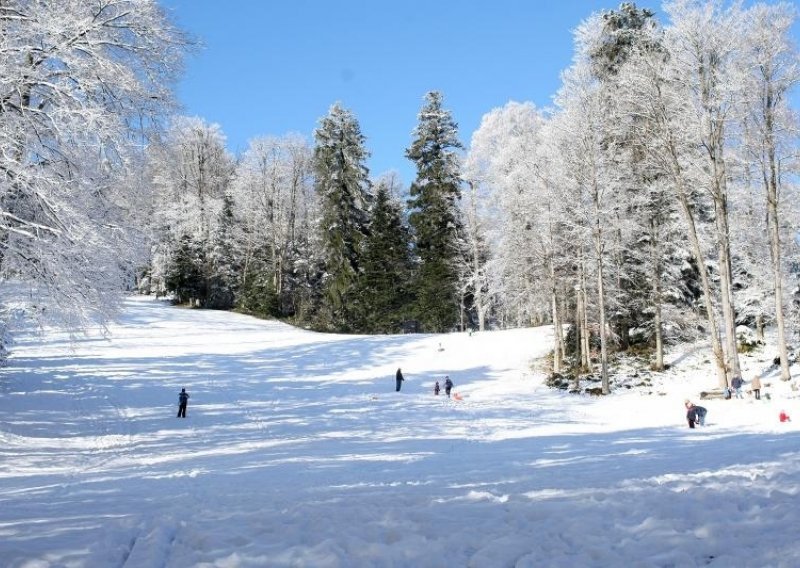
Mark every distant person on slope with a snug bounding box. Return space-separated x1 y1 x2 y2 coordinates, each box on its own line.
444 376 453 398
177 388 190 418
685 400 706 428
396 368 404 392
751 375 762 400
434 380 440 395
731 376 744 399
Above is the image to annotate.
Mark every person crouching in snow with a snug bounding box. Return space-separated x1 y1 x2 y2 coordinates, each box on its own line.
434 380 440 395
685 400 707 428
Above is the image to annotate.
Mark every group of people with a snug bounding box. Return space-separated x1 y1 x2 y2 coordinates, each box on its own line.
684 374 766 428
725 375 762 400
396 368 454 397
433 376 454 397
176 368 457 418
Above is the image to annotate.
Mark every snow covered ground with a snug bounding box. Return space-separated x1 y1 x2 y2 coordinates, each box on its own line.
2 296 800 567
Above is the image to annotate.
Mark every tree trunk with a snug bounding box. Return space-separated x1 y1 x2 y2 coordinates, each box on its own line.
676 189 727 388
658 97 728 387
551 270 562 374
592 181 610 395
762 81 791 381
651 218 665 371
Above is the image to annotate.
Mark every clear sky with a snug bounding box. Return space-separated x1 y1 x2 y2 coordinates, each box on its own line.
158 1 796 186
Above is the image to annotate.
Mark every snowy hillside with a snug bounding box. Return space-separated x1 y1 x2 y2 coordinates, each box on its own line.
2 296 800 567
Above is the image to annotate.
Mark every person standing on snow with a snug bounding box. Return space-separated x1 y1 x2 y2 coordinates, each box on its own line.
177 388 190 418
444 376 453 398
731 376 744 399
395 368 404 392
751 375 762 400
685 400 707 428
434 380 440 395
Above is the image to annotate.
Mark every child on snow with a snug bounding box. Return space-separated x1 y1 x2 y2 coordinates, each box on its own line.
685 400 707 428
434 381 440 395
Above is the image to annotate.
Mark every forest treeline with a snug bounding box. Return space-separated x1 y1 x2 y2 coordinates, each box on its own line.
1 1 798 392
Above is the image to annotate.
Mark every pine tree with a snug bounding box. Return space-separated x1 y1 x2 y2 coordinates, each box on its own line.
406 91 465 332
165 234 205 305
360 179 415 333
312 103 372 330
207 193 239 310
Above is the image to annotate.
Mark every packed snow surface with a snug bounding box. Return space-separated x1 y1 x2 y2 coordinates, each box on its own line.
2 296 800 567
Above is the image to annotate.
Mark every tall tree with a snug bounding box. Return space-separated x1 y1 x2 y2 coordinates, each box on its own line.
313 103 372 331
740 2 799 381
231 135 314 317
148 117 234 307
360 176 414 333
406 91 465 332
0 0 187 335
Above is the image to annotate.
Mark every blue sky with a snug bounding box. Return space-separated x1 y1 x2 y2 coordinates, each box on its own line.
158 1 795 186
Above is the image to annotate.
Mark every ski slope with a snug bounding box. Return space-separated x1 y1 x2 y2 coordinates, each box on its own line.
1 296 800 567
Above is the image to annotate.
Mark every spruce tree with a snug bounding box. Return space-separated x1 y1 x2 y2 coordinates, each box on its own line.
312 103 372 330
406 91 465 332
207 193 239 310
361 180 415 333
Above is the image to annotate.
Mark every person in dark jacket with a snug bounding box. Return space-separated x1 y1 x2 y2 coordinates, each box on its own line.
685 400 707 428
434 381 440 395
444 376 453 398
395 368 404 392
177 388 189 418
731 376 744 399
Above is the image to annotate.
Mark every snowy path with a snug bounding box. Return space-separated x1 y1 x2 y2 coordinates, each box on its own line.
1 296 800 567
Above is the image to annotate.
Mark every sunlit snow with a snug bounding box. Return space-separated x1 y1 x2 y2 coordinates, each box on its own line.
2 296 799 567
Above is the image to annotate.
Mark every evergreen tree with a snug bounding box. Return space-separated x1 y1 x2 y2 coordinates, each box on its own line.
406 91 465 332
312 103 372 330
207 193 239 310
165 234 205 305
360 179 415 333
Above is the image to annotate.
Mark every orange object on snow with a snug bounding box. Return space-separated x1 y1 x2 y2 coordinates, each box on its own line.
453 392 463 401
780 411 791 422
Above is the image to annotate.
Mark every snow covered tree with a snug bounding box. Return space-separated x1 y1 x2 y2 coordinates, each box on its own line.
231 134 315 318
466 102 558 339
0 0 187 337
313 103 372 331
406 91 465 332
148 117 234 308
738 2 799 380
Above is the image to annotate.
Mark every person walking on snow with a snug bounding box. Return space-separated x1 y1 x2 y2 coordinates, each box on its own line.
177 388 189 418
751 375 762 400
685 400 707 428
444 376 453 398
434 381 440 395
395 368 404 392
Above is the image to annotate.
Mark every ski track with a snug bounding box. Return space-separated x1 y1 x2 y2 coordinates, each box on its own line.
1 296 800 567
